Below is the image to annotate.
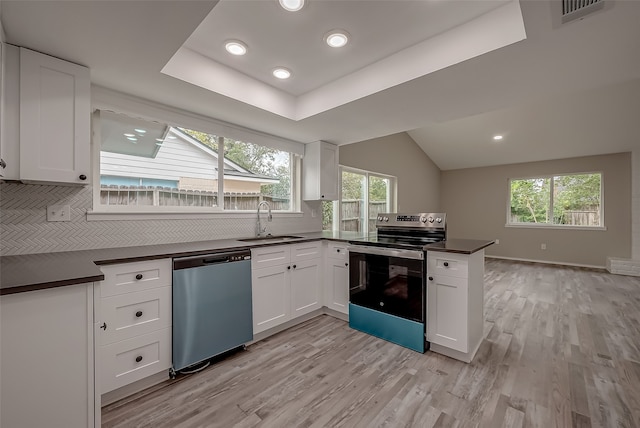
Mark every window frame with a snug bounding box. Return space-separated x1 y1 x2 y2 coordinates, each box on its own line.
326 165 397 233
506 171 606 230
88 90 304 220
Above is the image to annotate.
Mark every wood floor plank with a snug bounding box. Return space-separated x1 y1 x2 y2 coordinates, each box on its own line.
102 259 640 428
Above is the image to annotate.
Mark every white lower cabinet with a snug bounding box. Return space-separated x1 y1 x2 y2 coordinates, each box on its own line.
251 241 322 334
100 328 172 393
324 241 349 315
291 258 322 317
426 274 469 352
0 283 95 428
252 264 291 333
426 250 485 362
95 259 172 395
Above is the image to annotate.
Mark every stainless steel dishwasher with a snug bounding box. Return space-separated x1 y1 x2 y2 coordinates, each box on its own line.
171 249 253 376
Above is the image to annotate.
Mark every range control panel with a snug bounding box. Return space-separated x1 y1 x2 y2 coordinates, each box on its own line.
375 213 446 229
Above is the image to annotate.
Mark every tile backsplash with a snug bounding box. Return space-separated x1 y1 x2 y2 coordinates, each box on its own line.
0 182 321 256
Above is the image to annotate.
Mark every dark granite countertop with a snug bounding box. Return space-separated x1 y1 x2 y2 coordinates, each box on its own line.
0 231 366 295
424 239 495 255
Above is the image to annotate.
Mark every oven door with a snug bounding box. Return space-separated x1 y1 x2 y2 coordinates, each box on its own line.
347 245 425 323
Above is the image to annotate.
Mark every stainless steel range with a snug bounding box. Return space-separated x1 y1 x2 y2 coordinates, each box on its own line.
347 212 446 353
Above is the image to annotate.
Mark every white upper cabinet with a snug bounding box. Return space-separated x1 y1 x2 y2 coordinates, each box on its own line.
303 140 338 201
19 47 91 185
1 43 20 180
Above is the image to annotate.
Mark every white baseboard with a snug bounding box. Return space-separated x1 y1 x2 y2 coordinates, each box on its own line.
486 255 605 270
606 257 640 276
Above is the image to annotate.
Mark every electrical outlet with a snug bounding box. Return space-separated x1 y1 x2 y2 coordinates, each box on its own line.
541 243 547 250
495 239 500 245
47 205 71 222
311 209 317 218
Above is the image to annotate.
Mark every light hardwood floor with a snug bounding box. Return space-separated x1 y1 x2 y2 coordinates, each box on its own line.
102 259 640 428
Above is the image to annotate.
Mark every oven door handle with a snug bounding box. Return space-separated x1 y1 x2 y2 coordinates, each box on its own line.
346 245 424 260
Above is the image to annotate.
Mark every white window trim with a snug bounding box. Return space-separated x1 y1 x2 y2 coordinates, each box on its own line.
86 210 304 221
506 171 604 230
90 94 303 218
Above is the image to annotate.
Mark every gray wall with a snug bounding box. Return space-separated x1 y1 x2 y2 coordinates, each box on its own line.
441 152 631 267
339 132 441 212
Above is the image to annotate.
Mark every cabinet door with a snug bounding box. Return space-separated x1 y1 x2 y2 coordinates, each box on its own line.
326 259 349 314
427 274 468 353
252 265 290 334
319 142 338 200
1 43 20 180
290 258 322 317
19 47 90 185
0 284 95 427
303 141 338 201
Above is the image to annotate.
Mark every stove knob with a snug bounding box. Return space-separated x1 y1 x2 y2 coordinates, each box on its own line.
428 217 435 223
436 217 442 223
377 216 383 221
383 217 389 222
420 216 428 223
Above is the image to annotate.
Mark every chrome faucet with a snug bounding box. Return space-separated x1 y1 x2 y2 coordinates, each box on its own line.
256 201 272 237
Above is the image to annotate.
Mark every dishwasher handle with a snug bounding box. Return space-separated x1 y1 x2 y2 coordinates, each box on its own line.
173 250 251 270
202 255 232 265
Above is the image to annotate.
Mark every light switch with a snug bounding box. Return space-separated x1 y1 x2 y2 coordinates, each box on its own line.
47 205 71 222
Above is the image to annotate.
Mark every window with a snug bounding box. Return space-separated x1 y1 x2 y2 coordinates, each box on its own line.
508 172 602 227
95 110 299 212
323 166 396 233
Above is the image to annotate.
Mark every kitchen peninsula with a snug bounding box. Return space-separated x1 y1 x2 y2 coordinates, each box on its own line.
1 233 493 427
425 239 495 363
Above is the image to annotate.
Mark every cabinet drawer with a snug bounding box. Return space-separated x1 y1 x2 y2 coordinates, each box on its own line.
326 241 349 260
291 241 322 261
99 259 171 297
251 245 291 269
99 286 171 345
100 328 171 394
427 253 468 279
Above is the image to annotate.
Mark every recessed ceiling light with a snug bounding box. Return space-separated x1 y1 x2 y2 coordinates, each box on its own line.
273 67 292 79
134 128 146 134
493 135 503 141
325 30 349 48
279 0 304 12
124 133 135 137
225 40 247 56
127 137 138 142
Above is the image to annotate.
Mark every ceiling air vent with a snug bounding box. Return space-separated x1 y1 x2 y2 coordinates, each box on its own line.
562 0 605 23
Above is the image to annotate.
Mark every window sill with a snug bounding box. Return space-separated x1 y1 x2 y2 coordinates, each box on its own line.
504 223 606 231
86 209 304 221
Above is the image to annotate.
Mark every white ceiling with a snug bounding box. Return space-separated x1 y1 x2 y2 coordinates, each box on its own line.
2 0 640 170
